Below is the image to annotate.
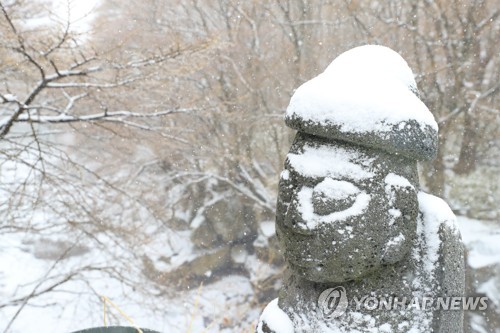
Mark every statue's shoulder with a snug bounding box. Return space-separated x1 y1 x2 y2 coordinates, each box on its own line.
417 192 465 331
417 191 460 236
416 191 463 271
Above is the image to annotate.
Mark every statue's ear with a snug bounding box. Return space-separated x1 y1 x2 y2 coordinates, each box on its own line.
384 173 419 223
382 175 419 265
393 184 419 223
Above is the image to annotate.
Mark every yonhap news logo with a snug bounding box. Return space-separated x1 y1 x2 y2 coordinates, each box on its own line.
318 286 348 318
318 286 489 319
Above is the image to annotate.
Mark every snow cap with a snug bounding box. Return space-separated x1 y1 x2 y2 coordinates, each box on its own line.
285 45 438 161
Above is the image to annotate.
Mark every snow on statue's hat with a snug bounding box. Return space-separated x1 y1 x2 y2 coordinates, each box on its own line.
285 45 438 161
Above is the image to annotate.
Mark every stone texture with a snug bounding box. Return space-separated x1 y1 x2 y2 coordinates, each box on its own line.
257 45 465 333
285 116 438 161
276 133 421 284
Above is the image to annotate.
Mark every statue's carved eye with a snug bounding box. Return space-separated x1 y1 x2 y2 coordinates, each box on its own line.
284 177 370 231
311 178 360 216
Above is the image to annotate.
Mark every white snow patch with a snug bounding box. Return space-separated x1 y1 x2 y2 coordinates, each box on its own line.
378 323 393 333
0 228 259 333
287 144 374 180
388 208 402 219
3 93 17 102
477 277 499 309
314 178 360 201
384 173 413 225
469 313 489 333
417 192 458 274
386 233 405 248
325 45 417 91
457 216 500 269
253 234 268 247
257 298 294 333
297 186 370 229
286 45 438 133
385 173 413 207
260 221 276 237
385 173 413 189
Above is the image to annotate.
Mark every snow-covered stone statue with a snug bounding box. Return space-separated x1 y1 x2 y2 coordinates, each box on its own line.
257 45 465 333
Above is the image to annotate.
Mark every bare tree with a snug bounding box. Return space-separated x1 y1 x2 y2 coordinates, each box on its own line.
349 0 499 195
1 1 211 330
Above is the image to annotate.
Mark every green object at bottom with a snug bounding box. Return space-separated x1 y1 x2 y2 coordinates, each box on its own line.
70 326 160 333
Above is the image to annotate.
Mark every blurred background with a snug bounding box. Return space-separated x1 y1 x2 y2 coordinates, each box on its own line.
0 0 498 332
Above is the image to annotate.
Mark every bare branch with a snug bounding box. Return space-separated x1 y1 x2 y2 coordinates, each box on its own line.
16 108 193 123
45 78 138 89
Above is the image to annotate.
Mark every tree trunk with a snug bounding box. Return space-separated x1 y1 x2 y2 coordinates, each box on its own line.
454 111 478 175
421 127 447 197
425 148 446 197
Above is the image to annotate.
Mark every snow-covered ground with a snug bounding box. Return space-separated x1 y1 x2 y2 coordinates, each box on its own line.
457 216 500 310
0 135 259 332
0 227 262 332
457 217 500 270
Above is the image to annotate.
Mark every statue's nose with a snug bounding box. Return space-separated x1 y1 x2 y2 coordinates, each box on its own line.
311 178 360 216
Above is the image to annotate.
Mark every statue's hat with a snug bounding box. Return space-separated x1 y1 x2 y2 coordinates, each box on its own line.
285 45 438 161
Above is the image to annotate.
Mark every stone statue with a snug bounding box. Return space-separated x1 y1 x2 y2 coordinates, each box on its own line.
257 45 465 333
